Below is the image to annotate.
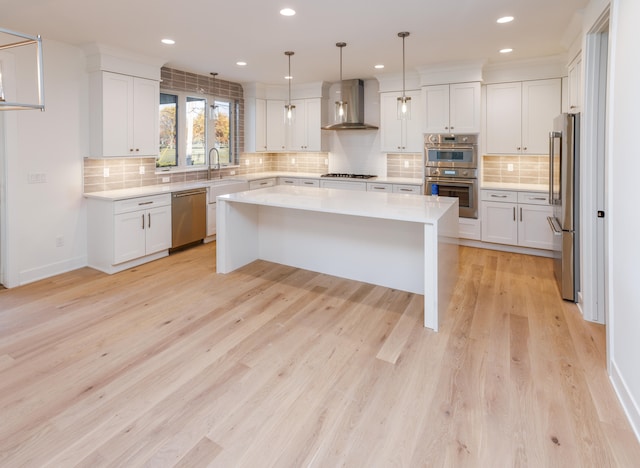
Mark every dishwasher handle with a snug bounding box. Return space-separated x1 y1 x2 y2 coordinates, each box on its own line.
172 189 206 198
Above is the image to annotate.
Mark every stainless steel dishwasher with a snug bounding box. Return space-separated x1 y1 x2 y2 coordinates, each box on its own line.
171 188 207 249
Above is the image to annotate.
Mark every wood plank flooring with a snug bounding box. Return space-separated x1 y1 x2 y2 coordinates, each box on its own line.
1 242 638 467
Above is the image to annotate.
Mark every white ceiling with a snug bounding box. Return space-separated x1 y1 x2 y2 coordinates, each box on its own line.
1 0 588 85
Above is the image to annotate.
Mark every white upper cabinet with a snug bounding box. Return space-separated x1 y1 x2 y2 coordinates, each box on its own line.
289 98 327 151
254 98 267 152
424 82 481 134
90 71 159 157
266 99 287 151
567 54 582 113
380 89 423 153
486 79 561 155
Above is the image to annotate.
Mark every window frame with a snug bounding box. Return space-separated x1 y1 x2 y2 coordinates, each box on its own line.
157 89 239 171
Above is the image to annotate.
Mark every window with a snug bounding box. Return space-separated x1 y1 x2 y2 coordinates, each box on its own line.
157 91 238 169
158 93 177 167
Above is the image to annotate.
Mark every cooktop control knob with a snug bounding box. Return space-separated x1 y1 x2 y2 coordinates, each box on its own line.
428 134 437 143
461 136 468 143
462 170 468 176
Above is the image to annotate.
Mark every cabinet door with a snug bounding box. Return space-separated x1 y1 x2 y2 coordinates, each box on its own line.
304 98 324 151
380 92 404 151
518 203 554 249
207 203 216 237
132 77 160 156
568 56 582 113
522 79 561 154
289 99 307 150
113 210 146 264
145 205 172 254
481 201 518 245
403 89 424 152
102 72 133 157
424 84 450 133
380 90 422 152
255 99 267 151
449 82 480 133
266 100 286 151
486 82 522 154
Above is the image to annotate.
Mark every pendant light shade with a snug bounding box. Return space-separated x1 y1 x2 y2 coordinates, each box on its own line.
334 42 348 124
397 32 411 120
284 51 295 125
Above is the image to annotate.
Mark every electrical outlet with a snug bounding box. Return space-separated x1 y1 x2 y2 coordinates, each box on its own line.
291 158 296 164
259 158 263 164
324 158 328 166
507 163 514 172
56 236 64 247
27 172 47 184
139 165 145 175
245 159 250 165
230 170 236 175
103 167 110 178
162 176 170 183
404 160 409 168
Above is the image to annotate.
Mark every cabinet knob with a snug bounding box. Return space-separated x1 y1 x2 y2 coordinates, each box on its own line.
450 126 454 130
517 147 521 151
523 147 527 151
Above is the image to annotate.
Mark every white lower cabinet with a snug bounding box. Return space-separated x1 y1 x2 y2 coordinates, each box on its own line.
206 181 250 238
481 190 553 250
88 194 172 274
277 177 320 187
249 178 277 190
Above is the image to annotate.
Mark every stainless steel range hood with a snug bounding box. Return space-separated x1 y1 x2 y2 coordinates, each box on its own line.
322 79 378 130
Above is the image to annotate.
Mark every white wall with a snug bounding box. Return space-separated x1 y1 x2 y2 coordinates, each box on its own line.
1 39 88 287
608 0 640 439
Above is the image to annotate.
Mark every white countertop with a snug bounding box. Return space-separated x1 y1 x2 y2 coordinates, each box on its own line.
83 173 424 201
218 185 457 224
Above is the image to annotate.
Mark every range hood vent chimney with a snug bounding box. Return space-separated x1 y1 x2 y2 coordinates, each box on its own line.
322 79 378 130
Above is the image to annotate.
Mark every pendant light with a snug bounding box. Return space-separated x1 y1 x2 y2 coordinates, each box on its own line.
284 51 295 125
397 31 411 120
334 42 348 124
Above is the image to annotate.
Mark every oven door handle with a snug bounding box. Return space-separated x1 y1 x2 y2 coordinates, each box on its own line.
426 177 476 185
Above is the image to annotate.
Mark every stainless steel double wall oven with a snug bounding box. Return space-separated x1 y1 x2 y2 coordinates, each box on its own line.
425 133 479 218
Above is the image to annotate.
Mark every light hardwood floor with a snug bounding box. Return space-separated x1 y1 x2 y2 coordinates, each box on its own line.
1 242 639 467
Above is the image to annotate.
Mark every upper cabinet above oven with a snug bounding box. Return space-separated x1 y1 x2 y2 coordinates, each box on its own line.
424 82 481 134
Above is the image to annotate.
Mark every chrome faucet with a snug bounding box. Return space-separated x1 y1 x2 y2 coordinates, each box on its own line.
207 147 221 180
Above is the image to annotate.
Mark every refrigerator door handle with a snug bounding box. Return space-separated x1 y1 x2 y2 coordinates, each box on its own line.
549 131 561 204
547 216 563 236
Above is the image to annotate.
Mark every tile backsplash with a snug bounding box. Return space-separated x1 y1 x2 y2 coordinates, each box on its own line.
83 152 425 193
482 155 549 185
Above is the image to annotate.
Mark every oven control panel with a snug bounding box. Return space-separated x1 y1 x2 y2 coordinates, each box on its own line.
426 167 477 178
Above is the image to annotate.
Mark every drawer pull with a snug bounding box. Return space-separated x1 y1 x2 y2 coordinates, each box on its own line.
491 194 508 198
138 201 153 205
528 197 547 201
399 188 412 192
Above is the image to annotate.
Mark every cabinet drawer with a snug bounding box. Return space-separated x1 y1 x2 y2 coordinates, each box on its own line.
249 178 276 190
114 194 171 215
299 179 320 187
393 184 422 194
517 192 550 205
367 183 393 192
481 190 517 203
278 177 298 186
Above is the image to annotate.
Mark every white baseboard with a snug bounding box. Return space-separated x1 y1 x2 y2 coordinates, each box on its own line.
15 255 87 287
610 359 640 444
458 238 554 258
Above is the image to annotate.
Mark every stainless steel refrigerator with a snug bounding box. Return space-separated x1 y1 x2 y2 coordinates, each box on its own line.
548 113 580 301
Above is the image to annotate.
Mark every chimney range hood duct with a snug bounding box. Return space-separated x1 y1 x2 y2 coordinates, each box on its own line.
322 79 378 130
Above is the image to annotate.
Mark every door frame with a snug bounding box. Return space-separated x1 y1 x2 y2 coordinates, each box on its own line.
581 8 610 328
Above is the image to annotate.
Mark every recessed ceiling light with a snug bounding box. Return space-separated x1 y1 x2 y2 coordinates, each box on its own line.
236 61 247 66
161 38 175 45
374 64 385 69
497 16 514 24
500 48 513 54
280 8 296 16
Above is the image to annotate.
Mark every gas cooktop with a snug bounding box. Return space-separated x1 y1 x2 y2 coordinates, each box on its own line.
321 173 377 179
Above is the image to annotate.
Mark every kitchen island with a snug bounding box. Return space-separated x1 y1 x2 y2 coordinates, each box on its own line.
216 186 459 331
